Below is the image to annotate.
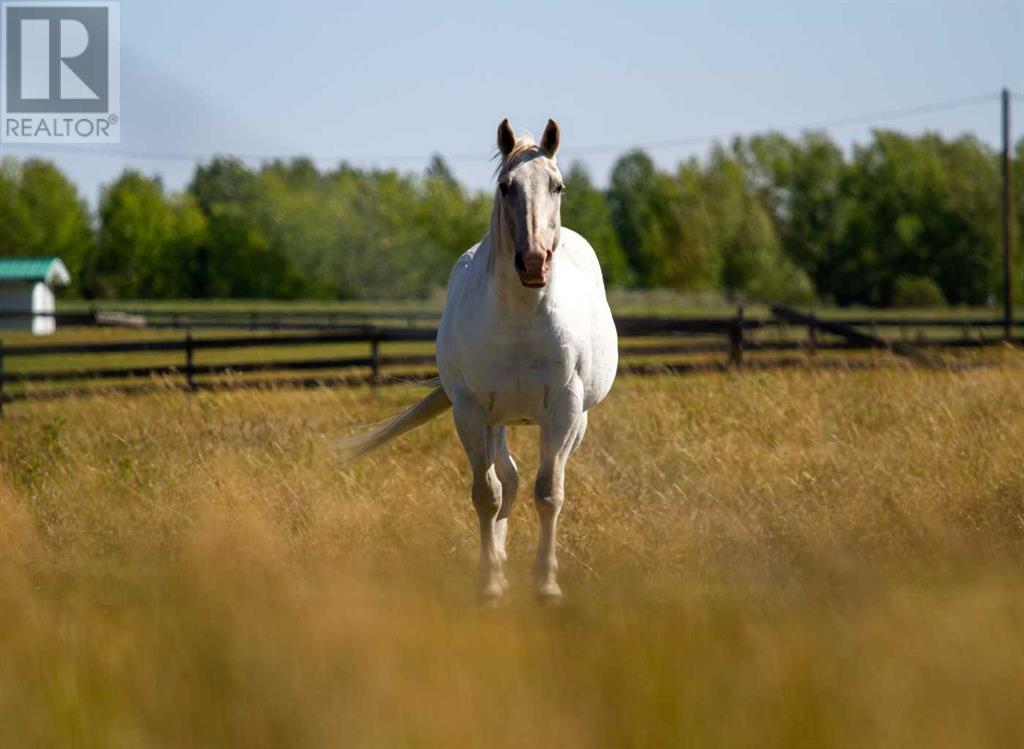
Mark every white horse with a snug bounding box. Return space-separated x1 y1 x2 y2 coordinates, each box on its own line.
345 119 618 602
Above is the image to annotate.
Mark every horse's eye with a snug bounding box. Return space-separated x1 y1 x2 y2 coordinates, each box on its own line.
553 183 565 195
499 181 511 197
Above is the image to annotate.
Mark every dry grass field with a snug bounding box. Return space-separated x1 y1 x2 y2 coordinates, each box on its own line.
2 357 1024 747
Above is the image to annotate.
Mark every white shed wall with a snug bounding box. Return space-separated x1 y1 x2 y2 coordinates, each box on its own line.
0 281 56 334
32 282 56 334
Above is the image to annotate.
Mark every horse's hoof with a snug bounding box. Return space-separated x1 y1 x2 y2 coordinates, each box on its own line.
535 581 563 605
479 579 507 604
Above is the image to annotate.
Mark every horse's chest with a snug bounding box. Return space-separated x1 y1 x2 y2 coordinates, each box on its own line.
486 329 571 384
468 328 575 418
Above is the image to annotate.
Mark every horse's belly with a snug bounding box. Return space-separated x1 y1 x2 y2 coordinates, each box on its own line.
489 393 542 425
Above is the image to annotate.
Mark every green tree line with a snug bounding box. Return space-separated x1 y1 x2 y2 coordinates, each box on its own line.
1 129 1022 306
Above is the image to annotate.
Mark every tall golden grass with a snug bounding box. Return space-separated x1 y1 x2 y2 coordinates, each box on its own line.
2 358 1023 747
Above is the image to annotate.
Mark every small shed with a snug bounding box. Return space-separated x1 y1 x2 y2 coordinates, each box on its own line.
0 257 71 335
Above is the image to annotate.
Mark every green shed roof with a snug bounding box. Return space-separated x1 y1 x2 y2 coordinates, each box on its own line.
0 257 70 286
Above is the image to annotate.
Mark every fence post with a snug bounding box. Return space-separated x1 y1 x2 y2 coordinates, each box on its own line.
0 339 5 417
370 334 381 385
808 319 818 356
185 330 195 392
1002 87 1014 340
728 305 744 369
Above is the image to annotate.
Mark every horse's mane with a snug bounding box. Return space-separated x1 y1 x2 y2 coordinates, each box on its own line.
494 133 537 178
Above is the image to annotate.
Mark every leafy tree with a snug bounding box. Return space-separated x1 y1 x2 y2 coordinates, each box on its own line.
202 204 305 298
608 150 665 286
88 172 180 297
188 157 258 214
1 127 1015 306
165 195 209 298
188 157 307 298
824 131 1000 306
245 162 336 297
425 154 458 186
560 162 630 285
739 131 844 285
417 157 491 271
0 158 94 295
321 169 449 299
891 275 947 308
695 145 811 302
652 161 721 292
604 145 809 301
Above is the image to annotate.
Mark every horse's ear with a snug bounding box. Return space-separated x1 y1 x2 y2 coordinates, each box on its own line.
540 119 560 158
497 119 516 158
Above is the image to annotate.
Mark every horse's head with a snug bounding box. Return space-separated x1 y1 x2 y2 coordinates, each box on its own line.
494 118 563 288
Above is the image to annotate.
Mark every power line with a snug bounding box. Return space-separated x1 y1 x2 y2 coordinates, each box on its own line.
563 92 1004 157
0 91 1007 166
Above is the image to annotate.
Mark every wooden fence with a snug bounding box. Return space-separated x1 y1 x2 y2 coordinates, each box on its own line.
24 306 1024 334
1 307 1022 412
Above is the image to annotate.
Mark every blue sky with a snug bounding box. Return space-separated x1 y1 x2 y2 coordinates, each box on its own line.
2 0 1022 204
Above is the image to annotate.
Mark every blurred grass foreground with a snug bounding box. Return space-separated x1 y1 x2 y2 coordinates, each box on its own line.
2 360 1024 747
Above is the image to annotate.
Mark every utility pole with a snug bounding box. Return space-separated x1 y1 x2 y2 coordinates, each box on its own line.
1002 88 1014 339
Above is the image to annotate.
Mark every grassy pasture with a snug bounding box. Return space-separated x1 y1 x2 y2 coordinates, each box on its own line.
2 360 1024 747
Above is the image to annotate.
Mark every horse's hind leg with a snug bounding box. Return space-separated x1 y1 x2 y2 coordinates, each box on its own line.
492 427 518 571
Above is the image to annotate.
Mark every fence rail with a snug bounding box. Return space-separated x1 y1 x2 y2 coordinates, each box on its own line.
0 306 1021 410
6 306 1024 331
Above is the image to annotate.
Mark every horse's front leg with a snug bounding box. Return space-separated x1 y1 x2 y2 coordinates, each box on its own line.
452 396 508 601
492 427 518 567
533 386 585 602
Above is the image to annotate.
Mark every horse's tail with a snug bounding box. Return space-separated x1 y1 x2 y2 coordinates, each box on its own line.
337 383 452 462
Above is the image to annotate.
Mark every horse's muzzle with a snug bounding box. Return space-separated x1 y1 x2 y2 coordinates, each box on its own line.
515 249 552 288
